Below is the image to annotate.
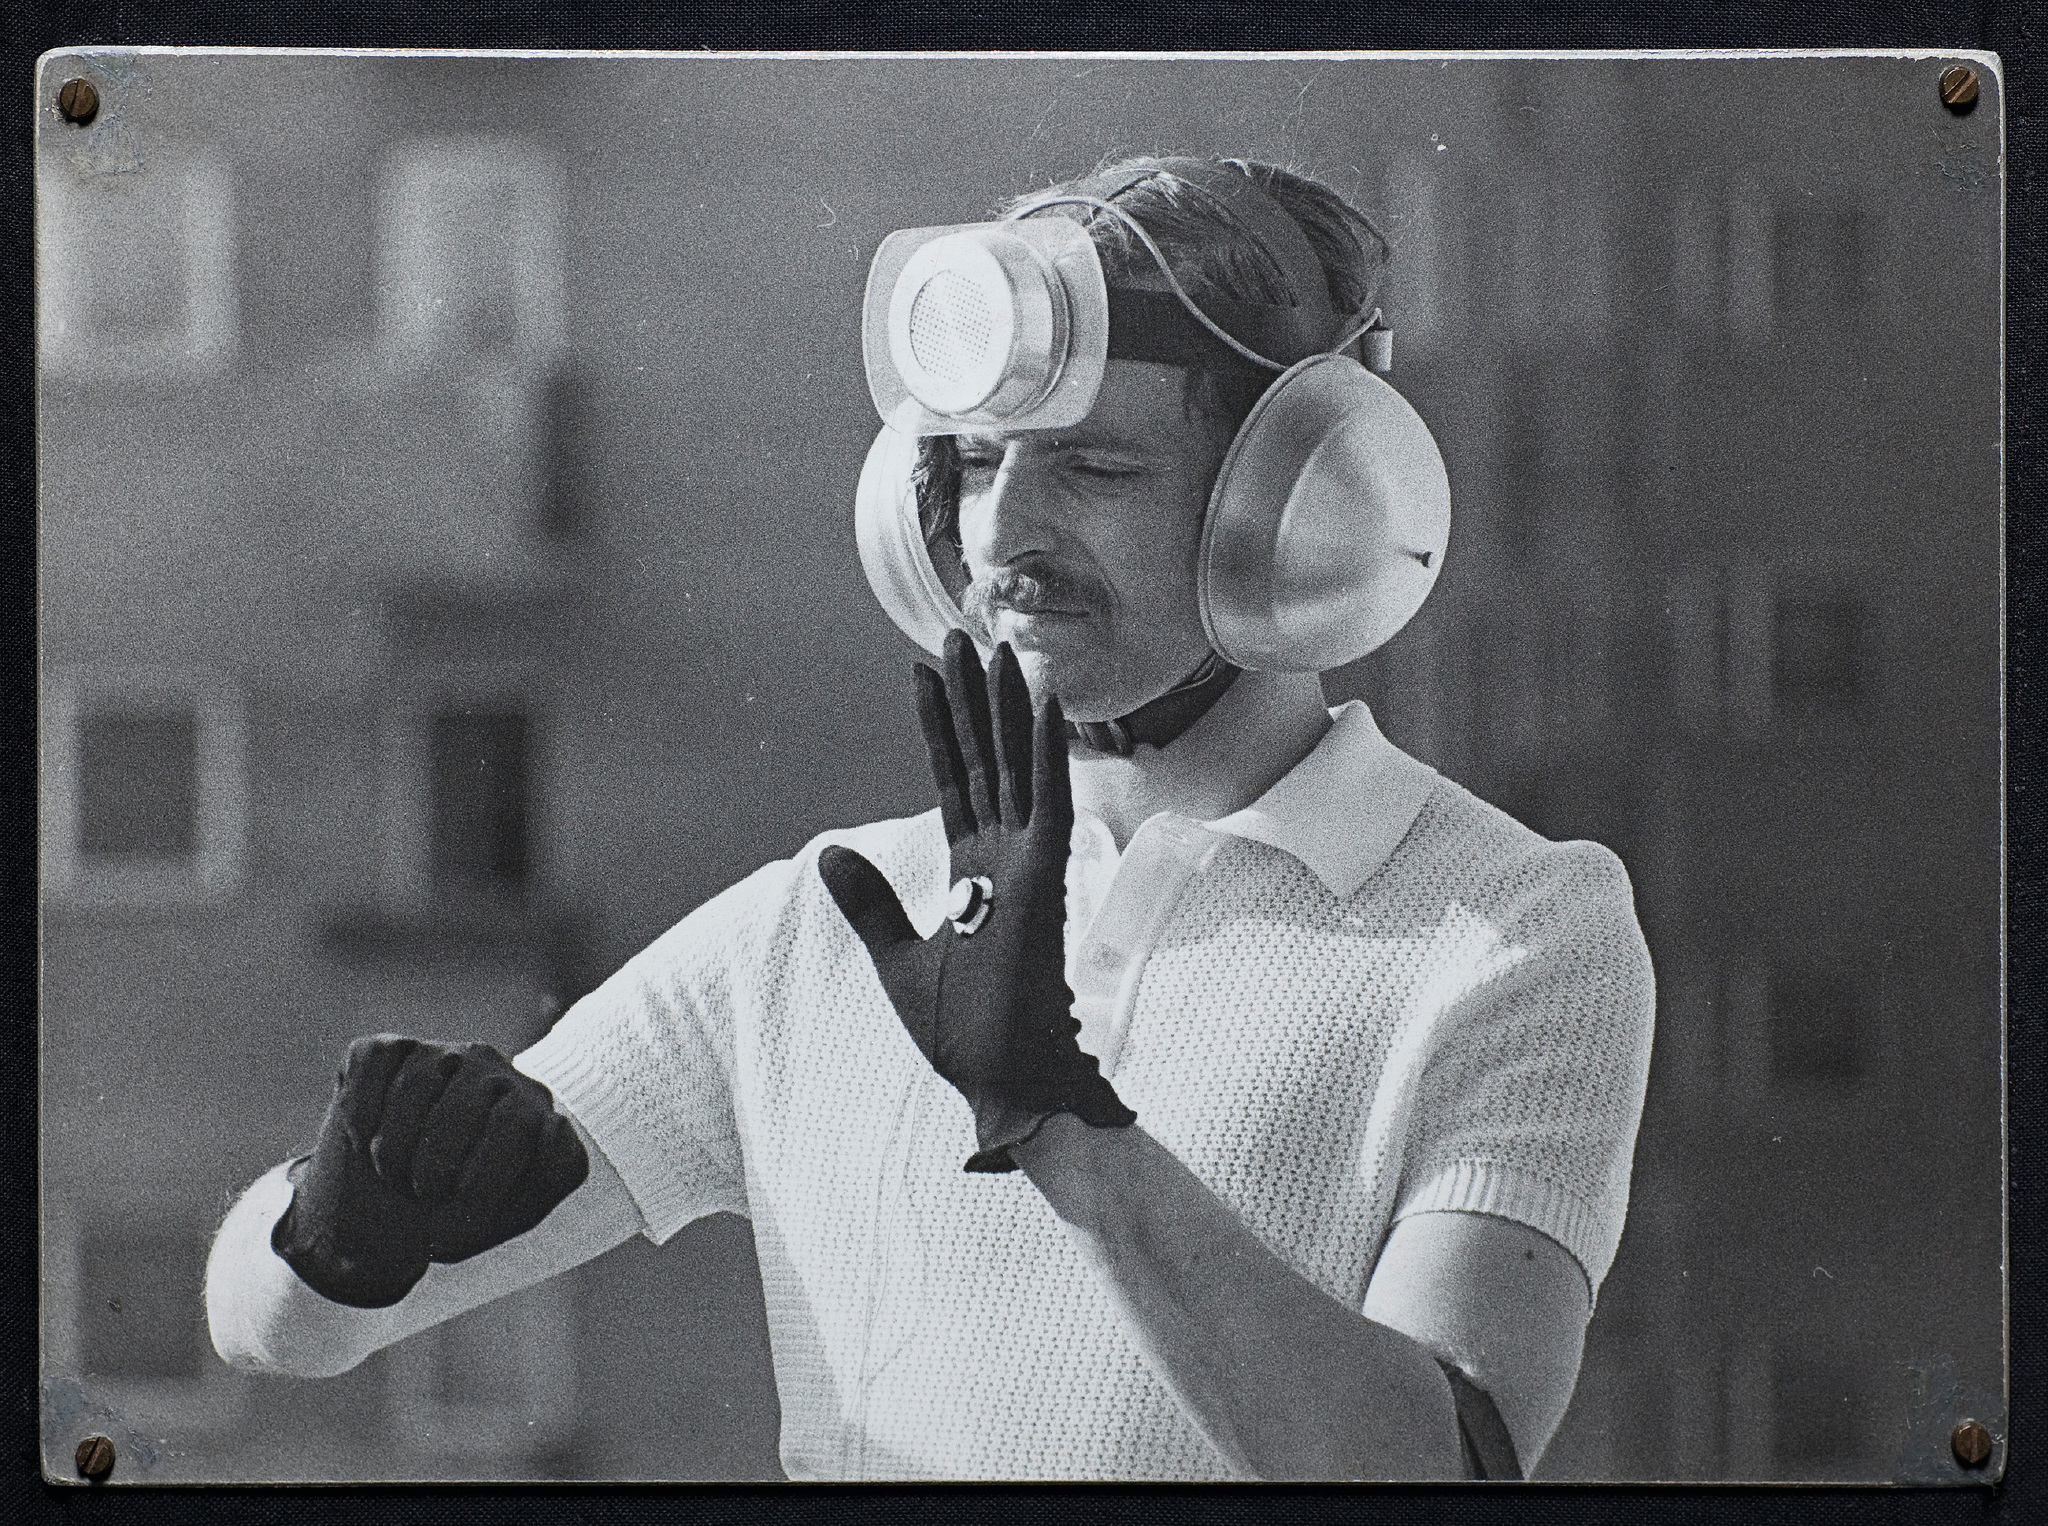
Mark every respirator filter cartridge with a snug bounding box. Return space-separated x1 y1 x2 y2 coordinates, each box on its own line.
889 232 1068 416
864 217 1110 435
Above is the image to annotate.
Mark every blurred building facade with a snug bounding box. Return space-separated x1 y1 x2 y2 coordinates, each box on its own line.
37 54 2002 1481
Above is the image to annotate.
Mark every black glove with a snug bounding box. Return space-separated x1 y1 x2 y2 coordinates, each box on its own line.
271 1035 590 1308
820 632 1135 1172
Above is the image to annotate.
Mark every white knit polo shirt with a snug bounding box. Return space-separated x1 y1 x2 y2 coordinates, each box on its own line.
517 701 1655 1480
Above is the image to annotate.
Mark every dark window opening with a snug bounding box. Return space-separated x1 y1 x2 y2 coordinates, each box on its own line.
77 707 199 861
1499 366 1549 566
1775 201 1865 328
457 289 519 352
1773 598 1866 711
539 365 590 540
78 1230 206 1380
430 710 530 896
426 1299 539 1406
1770 968 1863 1085
1712 590 1733 701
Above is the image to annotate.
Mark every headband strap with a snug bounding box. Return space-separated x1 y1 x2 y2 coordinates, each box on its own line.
1106 287 1332 372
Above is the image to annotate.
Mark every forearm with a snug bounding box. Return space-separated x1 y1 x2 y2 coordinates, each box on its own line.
206 1118 643 1377
1013 1115 1464 1480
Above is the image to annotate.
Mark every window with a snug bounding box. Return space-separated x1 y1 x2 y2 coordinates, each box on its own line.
1670 566 1877 733
1775 200 1866 332
377 140 564 363
1723 191 1868 342
44 671 246 905
1770 967 1863 1086
42 1210 248 1438
77 709 200 861
1727 195 1775 341
429 709 531 898
1772 597 1867 712
375 692 543 915
382 1278 580 1465
1772 1358 1868 1479
38 151 237 382
538 363 591 539
1668 559 1774 734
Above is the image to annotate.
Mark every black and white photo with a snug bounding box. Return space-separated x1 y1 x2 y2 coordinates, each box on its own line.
37 49 2005 1484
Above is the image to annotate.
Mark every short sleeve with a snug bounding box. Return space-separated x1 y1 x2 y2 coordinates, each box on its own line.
1390 840 1655 1297
518 856 801 1244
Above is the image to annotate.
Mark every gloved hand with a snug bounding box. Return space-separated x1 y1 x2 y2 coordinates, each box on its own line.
820 632 1135 1172
270 1036 589 1308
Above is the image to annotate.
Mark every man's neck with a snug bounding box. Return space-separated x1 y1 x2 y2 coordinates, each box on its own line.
1069 669 1334 851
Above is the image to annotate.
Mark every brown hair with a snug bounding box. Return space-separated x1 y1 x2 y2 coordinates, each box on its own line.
914 156 1394 556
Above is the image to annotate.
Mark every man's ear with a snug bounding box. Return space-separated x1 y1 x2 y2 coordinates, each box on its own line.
1182 364 1267 450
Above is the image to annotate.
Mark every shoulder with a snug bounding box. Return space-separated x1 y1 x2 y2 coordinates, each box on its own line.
1384 773 1646 962
525 810 946 1095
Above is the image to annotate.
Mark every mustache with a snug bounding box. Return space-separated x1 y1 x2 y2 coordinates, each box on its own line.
959 560 1102 632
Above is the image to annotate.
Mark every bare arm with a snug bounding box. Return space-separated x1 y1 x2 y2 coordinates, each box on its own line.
1013 1114 1462 1480
205 1111 643 1377
1363 1209 1590 1473
1014 1115 1590 1480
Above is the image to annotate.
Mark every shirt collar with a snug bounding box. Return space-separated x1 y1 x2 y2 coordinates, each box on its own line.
1203 700 1441 900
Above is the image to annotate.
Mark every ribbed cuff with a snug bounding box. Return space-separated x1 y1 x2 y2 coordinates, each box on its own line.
1394 1158 1616 1300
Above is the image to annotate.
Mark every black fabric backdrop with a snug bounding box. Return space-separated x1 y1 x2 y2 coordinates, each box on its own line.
5 1 2038 1523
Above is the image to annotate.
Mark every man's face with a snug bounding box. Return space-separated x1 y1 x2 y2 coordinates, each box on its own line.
953 360 1231 723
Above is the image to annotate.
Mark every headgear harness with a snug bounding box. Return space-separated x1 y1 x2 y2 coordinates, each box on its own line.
854 158 1451 755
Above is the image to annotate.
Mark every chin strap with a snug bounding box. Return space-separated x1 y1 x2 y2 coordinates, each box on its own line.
1064 653 1243 757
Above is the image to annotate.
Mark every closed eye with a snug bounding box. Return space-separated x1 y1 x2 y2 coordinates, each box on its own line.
1065 455 1148 481
953 440 1150 484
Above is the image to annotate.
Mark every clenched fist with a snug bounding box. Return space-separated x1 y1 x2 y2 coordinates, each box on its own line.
270 1036 589 1308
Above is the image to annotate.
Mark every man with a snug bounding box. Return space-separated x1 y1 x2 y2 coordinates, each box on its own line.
207 156 1654 1482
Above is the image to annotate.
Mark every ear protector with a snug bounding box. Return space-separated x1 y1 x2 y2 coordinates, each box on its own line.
854 158 1451 676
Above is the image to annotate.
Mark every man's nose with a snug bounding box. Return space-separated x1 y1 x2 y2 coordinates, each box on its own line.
960 449 1060 569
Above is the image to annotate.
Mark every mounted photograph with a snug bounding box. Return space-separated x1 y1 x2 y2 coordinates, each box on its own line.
36 47 2005 1484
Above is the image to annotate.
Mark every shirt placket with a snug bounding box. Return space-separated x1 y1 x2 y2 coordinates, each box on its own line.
1065 812 1225 1077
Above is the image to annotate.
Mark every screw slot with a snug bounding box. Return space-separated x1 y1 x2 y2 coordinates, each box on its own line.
1939 65 1980 114
56 77 99 126
74 1434 115 1481
1950 1418 1992 1468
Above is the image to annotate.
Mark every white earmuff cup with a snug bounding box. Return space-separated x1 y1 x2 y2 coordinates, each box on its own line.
1199 355 1451 673
853 417 971 658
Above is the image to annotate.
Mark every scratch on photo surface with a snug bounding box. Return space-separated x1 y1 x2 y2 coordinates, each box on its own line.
1283 75 1315 135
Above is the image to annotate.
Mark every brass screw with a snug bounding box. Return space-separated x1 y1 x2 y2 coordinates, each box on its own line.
1951 1418 1992 1468
1939 65 1980 113
74 1434 115 1481
56 77 99 126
